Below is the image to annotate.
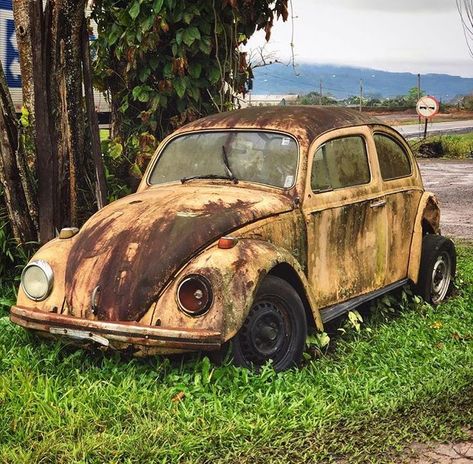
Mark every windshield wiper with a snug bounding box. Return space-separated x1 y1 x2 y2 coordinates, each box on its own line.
181 174 237 184
180 147 239 184
221 146 238 183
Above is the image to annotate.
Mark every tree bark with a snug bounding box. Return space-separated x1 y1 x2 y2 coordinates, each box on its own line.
30 0 56 242
82 22 107 209
0 62 37 244
12 0 34 118
47 0 90 228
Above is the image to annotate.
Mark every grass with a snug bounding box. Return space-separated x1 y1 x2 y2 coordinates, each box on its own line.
0 246 472 463
410 132 473 159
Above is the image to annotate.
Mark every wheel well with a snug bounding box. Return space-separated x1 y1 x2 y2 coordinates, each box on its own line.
268 263 315 330
422 219 435 235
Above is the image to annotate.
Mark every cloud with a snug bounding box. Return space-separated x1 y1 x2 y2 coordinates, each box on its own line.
333 0 457 12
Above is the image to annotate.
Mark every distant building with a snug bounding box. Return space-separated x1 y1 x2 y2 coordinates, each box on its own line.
243 94 299 107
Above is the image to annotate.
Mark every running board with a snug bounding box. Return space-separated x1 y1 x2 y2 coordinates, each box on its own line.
320 279 409 324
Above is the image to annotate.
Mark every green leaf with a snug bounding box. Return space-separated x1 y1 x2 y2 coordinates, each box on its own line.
129 1 140 20
163 62 173 78
175 30 183 46
108 24 122 46
208 66 221 84
188 63 202 79
149 56 160 71
317 332 331 348
173 78 186 98
153 0 164 13
119 99 129 113
131 162 143 179
150 95 160 111
132 85 152 103
139 67 151 83
183 26 201 46
109 141 123 159
199 38 212 54
20 106 29 128
183 12 194 24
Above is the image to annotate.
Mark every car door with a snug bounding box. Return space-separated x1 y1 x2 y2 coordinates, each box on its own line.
303 126 388 309
372 129 424 285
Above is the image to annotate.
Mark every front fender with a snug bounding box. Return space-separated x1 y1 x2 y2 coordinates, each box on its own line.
148 239 320 343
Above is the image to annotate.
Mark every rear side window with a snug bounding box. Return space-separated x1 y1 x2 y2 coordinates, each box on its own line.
374 134 412 180
311 136 370 191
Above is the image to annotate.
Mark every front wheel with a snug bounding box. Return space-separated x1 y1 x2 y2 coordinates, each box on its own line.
231 276 307 372
415 234 456 305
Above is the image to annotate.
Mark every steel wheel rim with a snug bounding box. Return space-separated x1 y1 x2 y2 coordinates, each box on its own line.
431 251 452 304
239 298 292 366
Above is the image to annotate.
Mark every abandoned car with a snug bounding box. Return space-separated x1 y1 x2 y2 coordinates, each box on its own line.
10 106 456 371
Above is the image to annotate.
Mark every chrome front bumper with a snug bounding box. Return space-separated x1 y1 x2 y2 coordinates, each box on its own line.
10 306 222 352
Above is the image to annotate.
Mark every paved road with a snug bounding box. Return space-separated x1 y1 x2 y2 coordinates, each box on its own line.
418 158 473 240
397 119 473 138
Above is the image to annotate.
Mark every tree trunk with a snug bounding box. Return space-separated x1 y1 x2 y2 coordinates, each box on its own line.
0 61 38 244
47 0 95 228
12 0 34 118
0 0 108 245
82 22 107 209
12 0 37 174
30 0 56 243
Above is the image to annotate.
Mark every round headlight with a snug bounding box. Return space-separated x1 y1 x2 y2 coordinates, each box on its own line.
177 275 212 316
21 260 54 301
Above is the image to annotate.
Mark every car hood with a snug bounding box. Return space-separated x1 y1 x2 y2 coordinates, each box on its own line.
65 185 293 321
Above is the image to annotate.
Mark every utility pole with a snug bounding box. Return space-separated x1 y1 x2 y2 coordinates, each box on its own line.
319 79 323 105
417 73 421 125
359 79 363 112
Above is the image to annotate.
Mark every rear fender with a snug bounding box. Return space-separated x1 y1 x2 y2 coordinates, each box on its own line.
407 192 441 283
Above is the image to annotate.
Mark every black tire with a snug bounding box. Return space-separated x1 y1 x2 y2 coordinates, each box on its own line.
415 234 456 305
231 275 307 372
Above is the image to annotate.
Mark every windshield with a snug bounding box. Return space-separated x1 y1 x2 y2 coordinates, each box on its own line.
148 131 299 188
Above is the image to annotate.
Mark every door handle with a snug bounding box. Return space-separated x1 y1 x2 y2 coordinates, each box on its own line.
370 199 386 208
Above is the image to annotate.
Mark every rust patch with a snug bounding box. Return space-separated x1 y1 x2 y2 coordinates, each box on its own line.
174 106 382 150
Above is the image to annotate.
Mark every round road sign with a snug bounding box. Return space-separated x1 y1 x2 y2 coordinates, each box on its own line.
416 96 440 119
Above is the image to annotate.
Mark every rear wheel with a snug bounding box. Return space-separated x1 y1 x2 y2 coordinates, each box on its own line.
231 276 307 372
415 234 456 305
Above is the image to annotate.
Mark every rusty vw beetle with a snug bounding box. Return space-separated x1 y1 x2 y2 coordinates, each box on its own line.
10 107 456 371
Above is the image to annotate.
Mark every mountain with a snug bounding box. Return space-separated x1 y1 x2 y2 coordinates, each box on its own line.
251 63 473 101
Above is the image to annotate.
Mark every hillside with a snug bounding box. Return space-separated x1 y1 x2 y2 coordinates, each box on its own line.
252 63 473 101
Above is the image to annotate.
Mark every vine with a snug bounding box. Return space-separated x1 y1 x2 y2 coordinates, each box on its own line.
91 0 288 182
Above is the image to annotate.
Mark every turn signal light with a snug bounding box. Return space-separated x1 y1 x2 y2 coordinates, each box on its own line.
59 227 79 239
218 236 239 249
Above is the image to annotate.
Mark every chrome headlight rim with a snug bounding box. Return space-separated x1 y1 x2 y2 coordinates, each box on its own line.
177 274 213 317
21 260 54 302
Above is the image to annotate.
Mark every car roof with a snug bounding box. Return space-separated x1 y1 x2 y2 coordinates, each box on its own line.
174 106 383 147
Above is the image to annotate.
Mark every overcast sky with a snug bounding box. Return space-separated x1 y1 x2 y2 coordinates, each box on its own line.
246 0 473 77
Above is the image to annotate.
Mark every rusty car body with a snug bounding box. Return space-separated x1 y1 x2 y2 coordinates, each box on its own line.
10 106 456 371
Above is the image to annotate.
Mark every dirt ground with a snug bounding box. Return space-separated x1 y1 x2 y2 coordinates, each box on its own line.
406 430 473 463
418 159 473 241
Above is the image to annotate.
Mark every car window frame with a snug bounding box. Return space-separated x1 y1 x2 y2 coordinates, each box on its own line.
373 131 413 182
310 133 372 194
145 128 301 191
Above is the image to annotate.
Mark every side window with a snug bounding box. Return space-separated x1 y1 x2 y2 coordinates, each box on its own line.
374 133 412 181
311 136 370 191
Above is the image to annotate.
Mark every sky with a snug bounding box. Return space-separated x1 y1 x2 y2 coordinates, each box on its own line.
246 0 473 77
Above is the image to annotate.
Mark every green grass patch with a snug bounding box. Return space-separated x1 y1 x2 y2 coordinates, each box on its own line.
410 132 473 159
1 247 472 463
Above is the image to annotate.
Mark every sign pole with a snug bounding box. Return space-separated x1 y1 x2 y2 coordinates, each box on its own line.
416 96 440 139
